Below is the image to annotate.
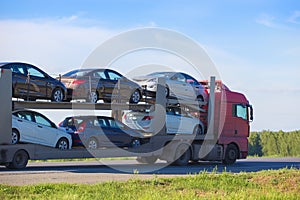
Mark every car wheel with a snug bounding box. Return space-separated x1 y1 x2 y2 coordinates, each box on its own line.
196 95 204 102
131 138 141 148
56 138 69 150
88 137 98 149
5 150 29 169
193 125 203 135
51 88 64 102
11 129 20 144
130 90 141 104
165 86 170 97
222 144 239 165
88 91 98 103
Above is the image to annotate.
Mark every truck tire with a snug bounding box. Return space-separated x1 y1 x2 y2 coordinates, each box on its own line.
5 149 29 169
222 144 238 165
136 156 158 164
173 145 191 166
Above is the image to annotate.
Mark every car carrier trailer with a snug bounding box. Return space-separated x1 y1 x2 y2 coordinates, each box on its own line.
0 69 253 169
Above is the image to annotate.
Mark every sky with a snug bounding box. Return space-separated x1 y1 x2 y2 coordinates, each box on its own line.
1 0 300 131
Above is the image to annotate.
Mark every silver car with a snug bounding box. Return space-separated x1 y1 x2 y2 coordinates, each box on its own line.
122 107 205 135
133 72 208 102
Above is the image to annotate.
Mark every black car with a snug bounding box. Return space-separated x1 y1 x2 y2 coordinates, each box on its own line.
60 68 143 103
0 62 67 102
58 116 147 149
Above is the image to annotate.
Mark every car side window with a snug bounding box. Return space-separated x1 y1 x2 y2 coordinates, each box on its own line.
107 71 121 80
14 111 34 122
34 113 53 127
98 118 109 128
93 71 106 79
10 64 26 75
27 66 45 78
107 119 124 129
184 74 199 85
171 73 186 83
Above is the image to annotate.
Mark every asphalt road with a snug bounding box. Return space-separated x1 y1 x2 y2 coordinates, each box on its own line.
0 157 299 185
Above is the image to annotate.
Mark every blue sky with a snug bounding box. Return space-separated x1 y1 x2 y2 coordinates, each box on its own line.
1 0 300 131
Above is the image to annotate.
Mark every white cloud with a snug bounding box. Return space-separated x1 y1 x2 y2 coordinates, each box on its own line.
0 17 117 75
288 10 300 24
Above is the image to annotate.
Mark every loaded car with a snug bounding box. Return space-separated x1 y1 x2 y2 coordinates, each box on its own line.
122 107 205 135
133 72 208 102
0 62 67 102
58 116 147 149
60 68 143 103
12 110 72 150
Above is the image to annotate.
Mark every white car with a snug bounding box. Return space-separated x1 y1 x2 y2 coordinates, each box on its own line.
12 110 72 150
133 72 208 102
122 107 205 135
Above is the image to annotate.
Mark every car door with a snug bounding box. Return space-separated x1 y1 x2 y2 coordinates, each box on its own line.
168 73 188 98
25 64 50 98
8 64 28 98
103 70 122 100
166 108 180 134
183 74 200 99
32 112 59 147
177 110 197 134
12 111 38 143
106 118 132 147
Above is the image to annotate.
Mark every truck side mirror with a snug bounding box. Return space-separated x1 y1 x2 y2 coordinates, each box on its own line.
249 105 253 122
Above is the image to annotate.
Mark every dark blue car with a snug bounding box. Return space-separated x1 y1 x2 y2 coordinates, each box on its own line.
58 116 147 149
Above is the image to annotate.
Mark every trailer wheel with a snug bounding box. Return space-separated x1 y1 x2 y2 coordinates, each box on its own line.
136 156 158 164
5 149 29 169
173 145 191 166
223 144 238 165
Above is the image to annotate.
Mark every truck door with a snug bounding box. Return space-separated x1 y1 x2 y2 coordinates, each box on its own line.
233 104 250 136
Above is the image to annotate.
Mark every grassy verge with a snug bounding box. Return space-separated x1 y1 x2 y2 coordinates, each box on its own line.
0 168 299 199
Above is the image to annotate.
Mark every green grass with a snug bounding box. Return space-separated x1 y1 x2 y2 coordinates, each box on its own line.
0 168 299 199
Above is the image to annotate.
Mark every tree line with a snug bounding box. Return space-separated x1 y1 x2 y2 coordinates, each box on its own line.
248 130 300 157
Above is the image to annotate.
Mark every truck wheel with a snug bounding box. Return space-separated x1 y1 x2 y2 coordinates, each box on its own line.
136 156 158 164
173 145 191 166
5 149 29 169
222 144 238 165
56 138 69 150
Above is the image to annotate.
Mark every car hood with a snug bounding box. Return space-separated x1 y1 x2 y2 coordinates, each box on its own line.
132 76 158 82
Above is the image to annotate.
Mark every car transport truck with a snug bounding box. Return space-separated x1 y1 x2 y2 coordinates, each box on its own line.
0 69 253 169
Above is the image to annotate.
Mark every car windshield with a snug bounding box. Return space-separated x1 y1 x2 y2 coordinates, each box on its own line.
147 72 173 78
63 70 91 78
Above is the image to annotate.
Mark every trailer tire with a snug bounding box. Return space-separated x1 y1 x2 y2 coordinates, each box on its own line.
223 144 238 165
173 145 191 166
5 149 29 169
136 156 158 164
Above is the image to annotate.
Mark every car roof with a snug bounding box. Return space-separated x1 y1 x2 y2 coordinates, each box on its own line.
67 115 115 120
0 62 28 67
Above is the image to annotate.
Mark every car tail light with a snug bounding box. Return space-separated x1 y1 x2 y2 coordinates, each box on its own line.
75 122 86 134
58 121 63 127
142 116 154 121
71 79 86 85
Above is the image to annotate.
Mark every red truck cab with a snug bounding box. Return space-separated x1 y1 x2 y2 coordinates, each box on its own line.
200 80 253 162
